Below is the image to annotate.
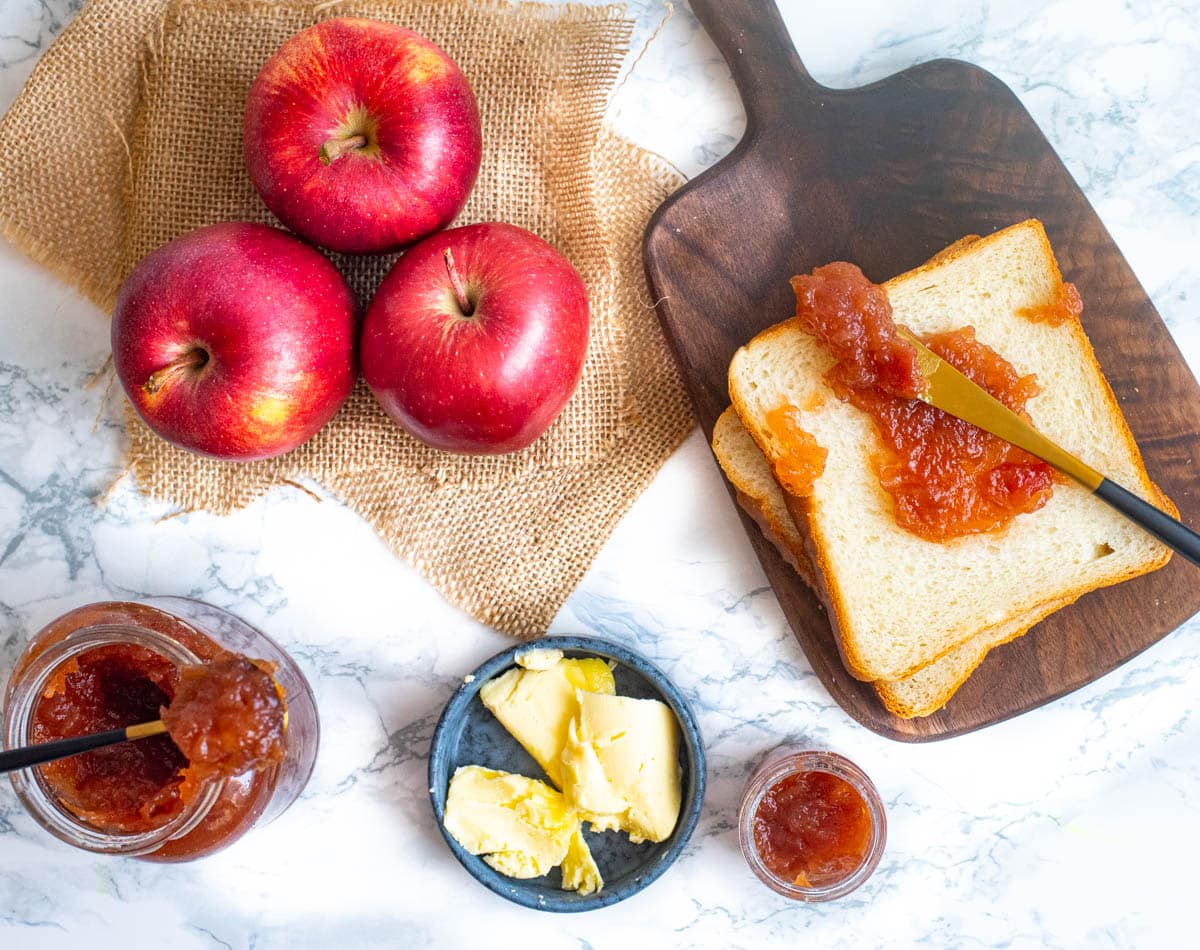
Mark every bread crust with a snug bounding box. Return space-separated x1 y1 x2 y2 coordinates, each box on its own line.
732 490 816 586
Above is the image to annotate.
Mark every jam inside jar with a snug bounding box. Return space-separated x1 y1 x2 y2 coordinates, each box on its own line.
32 643 192 834
4 599 318 861
739 747 886 901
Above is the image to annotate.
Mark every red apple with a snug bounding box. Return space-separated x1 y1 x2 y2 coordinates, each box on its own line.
361 222 589 454
244 17 482 255
111 222 357 462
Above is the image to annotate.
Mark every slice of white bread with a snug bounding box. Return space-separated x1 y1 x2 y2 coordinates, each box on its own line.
713 406 1076 718
728 220 1174 682
716 234 1123 716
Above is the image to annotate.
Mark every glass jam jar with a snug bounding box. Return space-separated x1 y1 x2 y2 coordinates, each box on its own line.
738 745 886 901
3 597 319 861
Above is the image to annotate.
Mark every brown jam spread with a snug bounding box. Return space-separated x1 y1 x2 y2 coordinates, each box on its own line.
32 643 285 841
791 262 1055 540
764 404 827 497
752 770 872 888
1019 281 1082 326
162 656 286 783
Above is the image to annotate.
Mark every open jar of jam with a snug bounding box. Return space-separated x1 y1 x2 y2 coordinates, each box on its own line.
738 745 886 901
2 598 319 861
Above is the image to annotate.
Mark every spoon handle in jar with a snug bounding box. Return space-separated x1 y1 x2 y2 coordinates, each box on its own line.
0 720 167 775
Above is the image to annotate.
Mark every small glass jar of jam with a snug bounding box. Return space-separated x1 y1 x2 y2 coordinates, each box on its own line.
2 598 319 861
738 745 886 901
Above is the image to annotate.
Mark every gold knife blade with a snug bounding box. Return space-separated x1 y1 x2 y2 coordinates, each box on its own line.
894 326 1200 567
895 327 1103 491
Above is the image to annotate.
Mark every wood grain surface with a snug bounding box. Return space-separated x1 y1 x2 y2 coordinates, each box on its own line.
644 0 1200 740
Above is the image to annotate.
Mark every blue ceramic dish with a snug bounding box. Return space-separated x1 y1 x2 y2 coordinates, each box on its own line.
428 635 705 912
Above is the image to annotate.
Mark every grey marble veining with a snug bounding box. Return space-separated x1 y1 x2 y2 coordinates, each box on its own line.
0 0 1198 947
0 1 80 93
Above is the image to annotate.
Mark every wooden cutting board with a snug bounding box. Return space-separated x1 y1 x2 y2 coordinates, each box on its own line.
644 0 1200 740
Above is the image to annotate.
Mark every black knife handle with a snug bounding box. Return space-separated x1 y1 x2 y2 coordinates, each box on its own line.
0 727 130 775
1094 478 1200 568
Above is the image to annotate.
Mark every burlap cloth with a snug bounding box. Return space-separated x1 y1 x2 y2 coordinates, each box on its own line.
0 0 693 636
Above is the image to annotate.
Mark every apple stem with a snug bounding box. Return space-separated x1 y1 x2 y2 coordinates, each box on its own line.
443 249 475 317
319 133 368 166
143 348 209 396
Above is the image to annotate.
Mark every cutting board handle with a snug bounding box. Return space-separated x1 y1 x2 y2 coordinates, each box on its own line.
690 0 819 125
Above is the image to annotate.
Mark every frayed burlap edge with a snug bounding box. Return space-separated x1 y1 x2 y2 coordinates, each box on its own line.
0 0 166 310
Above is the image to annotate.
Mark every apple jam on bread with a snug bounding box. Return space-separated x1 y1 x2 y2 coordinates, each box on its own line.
718 221 1173 715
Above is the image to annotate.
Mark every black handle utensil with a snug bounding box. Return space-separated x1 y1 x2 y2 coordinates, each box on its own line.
0 720 167 775
899 327 1200 567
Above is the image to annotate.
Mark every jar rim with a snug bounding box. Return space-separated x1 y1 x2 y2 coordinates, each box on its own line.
3 623 225 856
737 748 887 901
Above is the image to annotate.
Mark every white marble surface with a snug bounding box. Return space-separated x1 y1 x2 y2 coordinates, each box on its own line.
1 0 1198 946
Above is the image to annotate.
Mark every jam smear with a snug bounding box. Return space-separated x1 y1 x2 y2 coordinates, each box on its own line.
1018 281 1082 326
791 263 924 399
32 646 285 836
162 656 286 783
764 405 827 497
790 262 1055 540
752 770 872 888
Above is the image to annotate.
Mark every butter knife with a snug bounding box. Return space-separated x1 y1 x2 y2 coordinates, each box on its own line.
896 326 1200 567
